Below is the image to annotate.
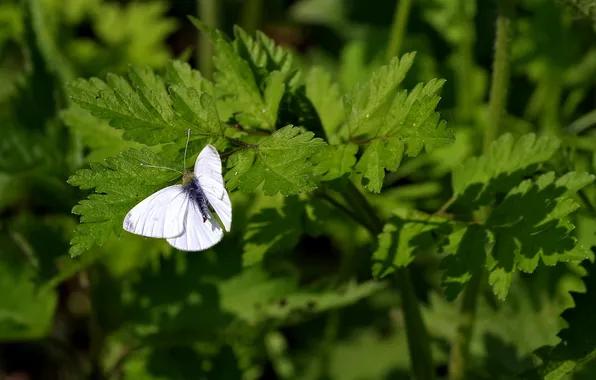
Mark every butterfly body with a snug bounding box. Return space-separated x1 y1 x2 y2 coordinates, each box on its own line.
183 177 210 223
123 144 232 251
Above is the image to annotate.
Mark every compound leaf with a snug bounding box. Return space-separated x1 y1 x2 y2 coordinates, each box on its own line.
191 17 281 130
67 64 223 146
486 171 594 299
67 148 179 256
350 66 453 192
441 171 594 300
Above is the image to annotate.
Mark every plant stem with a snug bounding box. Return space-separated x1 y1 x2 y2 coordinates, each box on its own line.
197 0 218 79
386 0 412 61
447 270 484 380
240 0 263 35
449 2 515 379
397 268 436 380
483 0 515 151
453 0 476 124
337 181 434 379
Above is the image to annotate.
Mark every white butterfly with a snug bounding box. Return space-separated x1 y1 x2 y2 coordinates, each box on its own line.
122 138 232 251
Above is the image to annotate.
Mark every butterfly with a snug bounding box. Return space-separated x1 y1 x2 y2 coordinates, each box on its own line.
123 134 231 251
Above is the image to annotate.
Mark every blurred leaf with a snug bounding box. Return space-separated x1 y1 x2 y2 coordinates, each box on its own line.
224 126 326 196
61 105 143 162
88 1 176 72
0 235 57 341
243 196 304 266
122 344 242 380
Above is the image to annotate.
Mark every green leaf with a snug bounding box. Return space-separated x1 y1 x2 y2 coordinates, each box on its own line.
224 126 326 196
345 52 416 137
355 139 405 192
191 17 281 130
372 208 451 279
524 259 596 379
67 64 223 146
440 224 491 301
312 144 358 181
263 70 286 127
67 148 179 255
441 171 595 300
305 67 344 142
164 60 214 94
232 26 302 89
452 133 561 206
0 239 57 340
350 71 453 192
486 171 594 299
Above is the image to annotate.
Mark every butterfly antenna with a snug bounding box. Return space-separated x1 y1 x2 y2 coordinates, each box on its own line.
139 163 182 174
183 128 191 171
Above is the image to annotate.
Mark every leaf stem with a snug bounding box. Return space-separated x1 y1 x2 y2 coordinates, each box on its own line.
386 0 412 61
319 191 363 226
197 0 218 79
483 0 515 151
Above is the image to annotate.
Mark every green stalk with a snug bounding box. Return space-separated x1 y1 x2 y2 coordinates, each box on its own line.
447 270 485 380
339 181 434 380
397 268 436 380
449 1 515 379
240 0 263 35
197 0 218 79
386 0 413 61
483 0 515 151
453 0 476 124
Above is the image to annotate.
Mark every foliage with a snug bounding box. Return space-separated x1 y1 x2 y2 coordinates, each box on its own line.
1 0 596 379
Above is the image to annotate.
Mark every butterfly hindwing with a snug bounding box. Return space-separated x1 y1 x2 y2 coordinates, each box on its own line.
123 185 189 238
194 144 232 231
167 199 223 251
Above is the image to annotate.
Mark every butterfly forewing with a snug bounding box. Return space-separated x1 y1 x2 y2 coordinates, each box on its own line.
166 199 223 251
123 185 189 238
194 145 232 231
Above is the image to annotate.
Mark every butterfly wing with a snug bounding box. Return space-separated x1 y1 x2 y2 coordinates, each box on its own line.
166 200 223 251
123 185 189 238
194 144 232 231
